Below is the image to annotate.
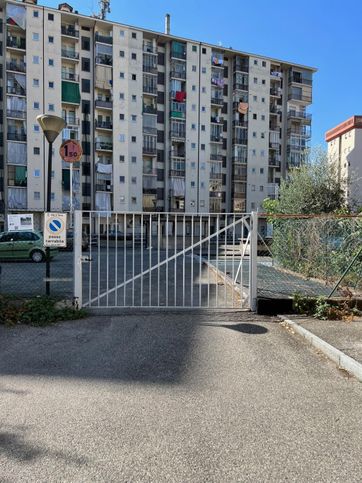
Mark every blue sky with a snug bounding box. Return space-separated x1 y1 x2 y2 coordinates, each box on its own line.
46 0 362 147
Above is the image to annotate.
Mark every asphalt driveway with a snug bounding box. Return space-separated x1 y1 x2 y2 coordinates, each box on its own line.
0 312 362 482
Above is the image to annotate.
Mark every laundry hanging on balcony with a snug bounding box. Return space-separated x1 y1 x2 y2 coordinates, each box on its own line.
7 142 27 165
175 91 186 102
170 177 185 197
95 192 111 212
96 163 113 174
7 4 26 29
238 102 249 115
8 187 27 209
62 81 81 104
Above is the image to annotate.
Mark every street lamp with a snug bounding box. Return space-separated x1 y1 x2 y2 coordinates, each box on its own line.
37 114 66 296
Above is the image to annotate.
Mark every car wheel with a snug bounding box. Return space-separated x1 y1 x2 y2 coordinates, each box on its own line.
31 250 44 263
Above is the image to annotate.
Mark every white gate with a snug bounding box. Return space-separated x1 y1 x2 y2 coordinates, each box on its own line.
74 211 258 310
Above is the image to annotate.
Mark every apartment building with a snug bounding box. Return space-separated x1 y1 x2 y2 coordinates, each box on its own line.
326 115 362 209
0 0 316 231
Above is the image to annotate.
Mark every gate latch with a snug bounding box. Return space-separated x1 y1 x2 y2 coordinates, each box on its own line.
81 256 93 262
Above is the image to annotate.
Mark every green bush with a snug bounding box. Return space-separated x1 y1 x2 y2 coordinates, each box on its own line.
0 296 87 326
292 294 361 320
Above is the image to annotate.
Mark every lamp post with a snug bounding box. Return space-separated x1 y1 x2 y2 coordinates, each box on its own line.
37 114 66 296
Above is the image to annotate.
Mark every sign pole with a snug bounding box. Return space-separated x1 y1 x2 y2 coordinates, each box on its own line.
70 162 73 229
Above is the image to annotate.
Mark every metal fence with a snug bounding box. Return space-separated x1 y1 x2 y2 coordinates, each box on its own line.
256 214 362 299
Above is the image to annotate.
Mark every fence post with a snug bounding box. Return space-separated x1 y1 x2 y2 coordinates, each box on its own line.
249 211 258 311
73 210 82 308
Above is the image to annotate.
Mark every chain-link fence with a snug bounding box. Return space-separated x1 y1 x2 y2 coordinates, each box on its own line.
257 215 362 299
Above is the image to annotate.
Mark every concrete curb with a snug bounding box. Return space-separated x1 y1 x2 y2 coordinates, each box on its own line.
278 315 362 383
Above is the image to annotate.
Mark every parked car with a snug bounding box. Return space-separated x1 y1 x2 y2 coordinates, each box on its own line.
0 230 58 262
60 230 89 251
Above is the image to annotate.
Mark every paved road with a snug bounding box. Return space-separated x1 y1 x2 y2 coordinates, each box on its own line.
1 312 362 482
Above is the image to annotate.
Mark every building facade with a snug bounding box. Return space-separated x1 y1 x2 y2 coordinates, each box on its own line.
326 115 362 210
0 0 316 231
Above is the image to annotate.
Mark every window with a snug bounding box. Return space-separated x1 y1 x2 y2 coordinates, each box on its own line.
32 32 39 41
191 181 195 188
192 45 197 52
251 185 255 191
34 191 40 200
33 78 39 87
119 72 125 79
48 104 54 112
202 87 206 93
132 95 136 102
120 50 124 57
34 169 40 177
131 177 137 184
201 144 205 150
81 37 90 51
253 113 257 120
131 52 137 60
131 32 137 39
34 147 40 155
260 168 264 174
33 56 39 64
81 79 90 93
131 74 136 81
132 197 137 204
192 65 196 72
48 13 54 21
253 77 257 84
253 95 257 101
48 59 54 66
48 36 54 43
260 185 264 192
202 67 206 74
261 97 265 103
33 102 40 109
252 149 256 156
261 132 265 139
119 134 125 142
253 132 257 138
191 143 196 149
192 104 196 111
131 115 137 122
119 113 124 120
191 124 196 130
262 60 266 67
201 125 205 131
119 93 124 100
119 155 125 162
120 30 125 37
51 193 55 201
252 168 256 173
131 136 136 143
82 58 90 71
251 202 255 210
119 176 125 183
201 106 206 112
192 85 196 91
33 10 39 17
262 79 266 85
48 81 54 88
261 115 265 121
131 156 137 163
202 47 206 54
254 59 258 65
260 150 265 157
191 162 196 168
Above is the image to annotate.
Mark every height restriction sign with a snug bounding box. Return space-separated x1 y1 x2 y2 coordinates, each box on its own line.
60 140 83 163
44 213 67 247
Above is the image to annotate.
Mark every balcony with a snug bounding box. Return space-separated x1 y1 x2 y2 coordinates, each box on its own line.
170 70 186 80
233 173 247 182
270 104 281 114
143 176 157 193
143 63 158 74
96 54 113 66
170 127 186 139
210 171 223 180
210 154 223 161
143 84 157 95
7 109 26 119
96 183 113 192
143 145 157 155
143 167 157 176
95 99 113 110
63 116 80 126
61 49 79 60
8 131 26 142
289 73 312 86
143 43 157 54
171 42 186 60
95 33 113 44
143 104 157 115
6 85 26 96
6 61 26 73
232 155 247 164
234 57 249 73
288 92 312 103
233 137 247 146
7 36 26 50
170 101 186 119
211 116 223 125
61 25 79 38
288 110 312 123
233 120 248 128
209 190 223 198
210 134 223 143
61 71 79 82
270 87 282 97
170 169 185 177
270 70 282 79
143 126 157 135
95 141 113 151
268 156 281 168
8 187 27 210
287 127 311 138
233 82 248 91
95 120 113 130
267 183 279 199
211 97 224 106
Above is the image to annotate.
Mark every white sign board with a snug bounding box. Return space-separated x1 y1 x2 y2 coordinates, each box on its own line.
8 214 34 232
44 213 67 247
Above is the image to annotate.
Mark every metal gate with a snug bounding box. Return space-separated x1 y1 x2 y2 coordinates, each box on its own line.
74 211 258 310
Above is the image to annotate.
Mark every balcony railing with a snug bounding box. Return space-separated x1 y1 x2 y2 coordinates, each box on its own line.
143 44 157 54
270 104 281 114
270 70 282 79
233 120 248 128
6 85 26 96
268 157 281 167
289 75 312 86
61 72 79 82
170 129 186 139
233 82 248 91
211 116 223 124
95 141 113 151
6 61 26 73
95 33 113 44
233 138 247 146
288 92 312 103
233 173 247 182
143 105 157 114
61 49 79 60
7 109 26 119
95 120 113 130
61 26 79 38
95 99 113 109
232 156 247 164
288 110 312 121
63 116 80 126
8 131 27 142
210 154 223 161
143 85 157 95
143 145 157 155
210 171 223 180
211 97 224 106
7 37 26 50
170 70 186 80
96 183 113 191
143 167 157 175
143 64 158 74
143 126 157 135
96 55 113 66
270 87 282 97
170 169 185 177
234 58 249 73
210 135 223 143
171 50 186 60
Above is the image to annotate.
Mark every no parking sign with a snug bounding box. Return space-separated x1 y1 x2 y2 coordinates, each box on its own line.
44 213 67 247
